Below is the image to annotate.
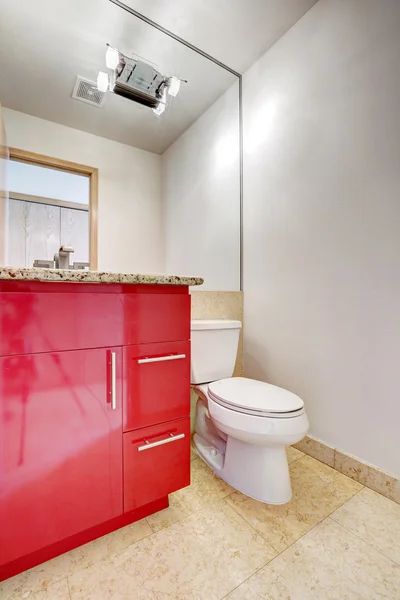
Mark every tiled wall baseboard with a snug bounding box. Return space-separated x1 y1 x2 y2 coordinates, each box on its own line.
294 435 400 505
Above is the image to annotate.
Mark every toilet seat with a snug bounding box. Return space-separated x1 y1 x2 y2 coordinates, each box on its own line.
207 377 304 419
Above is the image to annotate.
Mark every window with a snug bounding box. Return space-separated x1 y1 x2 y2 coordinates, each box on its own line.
4 149 98 269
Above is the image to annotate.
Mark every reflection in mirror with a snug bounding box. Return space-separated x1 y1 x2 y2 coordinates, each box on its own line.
0 0 241 290
7 160 90 269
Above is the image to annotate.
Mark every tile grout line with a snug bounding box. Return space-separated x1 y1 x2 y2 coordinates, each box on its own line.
219 514 336 600
219 562 272 600
327 514 400 569
29 489 226 596
218 493 304 600
145 487 237 533
219 486 366 600
288 455 304 465
221 494 275 551
222 476 365 563
287 448 306 463
38 529 160 596
6 519 169 598
29 575 72 600
221 491 400 600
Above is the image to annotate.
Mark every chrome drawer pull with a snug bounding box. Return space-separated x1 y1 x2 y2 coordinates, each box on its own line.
111 351 117 410
137 433 185 451
137 354 186 364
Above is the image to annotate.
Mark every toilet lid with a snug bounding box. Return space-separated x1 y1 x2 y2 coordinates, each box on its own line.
207 377 304 416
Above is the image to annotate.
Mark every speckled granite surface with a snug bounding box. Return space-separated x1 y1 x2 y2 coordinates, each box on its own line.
0 267 204 286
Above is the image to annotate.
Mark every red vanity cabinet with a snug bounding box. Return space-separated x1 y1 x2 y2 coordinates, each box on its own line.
0 281 192 581
0 346 123 566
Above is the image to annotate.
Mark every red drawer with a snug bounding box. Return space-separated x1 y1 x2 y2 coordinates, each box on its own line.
0 292 123 356
123 341 190 431
123 418 190 511
121 293 190 344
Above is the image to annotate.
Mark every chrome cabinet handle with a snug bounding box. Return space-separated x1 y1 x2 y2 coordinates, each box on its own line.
110 351 117 410
137 354 186 364
137 433 185 452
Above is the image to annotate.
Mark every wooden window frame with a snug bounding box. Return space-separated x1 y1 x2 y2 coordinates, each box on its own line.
9 147 98 270
9 191 89 212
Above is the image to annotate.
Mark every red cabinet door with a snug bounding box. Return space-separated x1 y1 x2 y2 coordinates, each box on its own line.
123 341 190 431
0 347 123 566
124 417 190 511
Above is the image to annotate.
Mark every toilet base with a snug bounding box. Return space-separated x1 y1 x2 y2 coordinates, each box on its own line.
194 433 292 505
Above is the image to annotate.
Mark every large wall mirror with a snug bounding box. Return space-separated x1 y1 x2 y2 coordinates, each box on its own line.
0 0 241 290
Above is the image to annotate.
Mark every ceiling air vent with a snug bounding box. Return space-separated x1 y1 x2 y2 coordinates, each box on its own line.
72 77 106 107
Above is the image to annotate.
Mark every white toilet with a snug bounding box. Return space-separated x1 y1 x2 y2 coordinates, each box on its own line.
191 319 309 504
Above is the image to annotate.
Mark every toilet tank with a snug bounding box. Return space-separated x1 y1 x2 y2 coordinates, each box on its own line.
190 319 242 384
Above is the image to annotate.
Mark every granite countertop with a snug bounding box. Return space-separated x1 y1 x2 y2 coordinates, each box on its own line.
0 267 204 287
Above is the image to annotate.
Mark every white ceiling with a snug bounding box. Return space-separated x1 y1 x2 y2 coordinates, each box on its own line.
121 0 318 73
0 0 317 153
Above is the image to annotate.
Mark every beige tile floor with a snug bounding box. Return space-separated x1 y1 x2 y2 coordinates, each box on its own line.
2 446 400 600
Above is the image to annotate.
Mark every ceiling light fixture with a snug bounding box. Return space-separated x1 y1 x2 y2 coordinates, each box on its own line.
97 71 109 92
103 43 184 116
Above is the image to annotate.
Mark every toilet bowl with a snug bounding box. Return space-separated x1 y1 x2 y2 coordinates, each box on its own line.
191 320 309 504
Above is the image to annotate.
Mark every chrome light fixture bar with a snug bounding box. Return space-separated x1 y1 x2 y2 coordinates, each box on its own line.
97 44 184 116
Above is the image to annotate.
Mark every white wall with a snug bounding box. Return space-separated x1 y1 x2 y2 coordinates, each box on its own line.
3 108 163 273
243 0 400 477
162 82 241 291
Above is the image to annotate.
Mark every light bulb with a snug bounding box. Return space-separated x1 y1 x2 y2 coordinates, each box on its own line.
153 102 166 116
106 46 119 70
168 76 180 97
97 71 109 92
153 86 167 116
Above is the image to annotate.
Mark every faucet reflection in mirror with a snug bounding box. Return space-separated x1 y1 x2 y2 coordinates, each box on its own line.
33 248 89 271
97 44 185 116
54 245 74 269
